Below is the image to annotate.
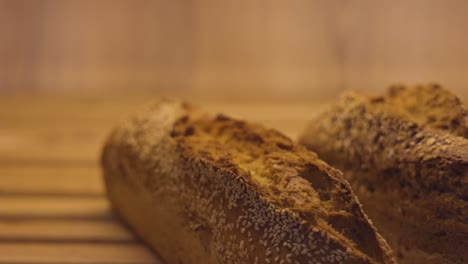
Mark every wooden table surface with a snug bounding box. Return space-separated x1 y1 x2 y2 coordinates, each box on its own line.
0 95 329 264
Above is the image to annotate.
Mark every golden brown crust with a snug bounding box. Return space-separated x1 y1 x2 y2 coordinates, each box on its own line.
383 84 468 137
299 84 468 264
101 99 396 264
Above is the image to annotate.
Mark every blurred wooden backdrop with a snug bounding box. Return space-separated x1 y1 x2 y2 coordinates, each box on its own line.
1 0 467 99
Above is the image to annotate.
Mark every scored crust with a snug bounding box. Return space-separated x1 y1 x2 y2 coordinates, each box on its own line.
101 99 396 264
298 84 468 264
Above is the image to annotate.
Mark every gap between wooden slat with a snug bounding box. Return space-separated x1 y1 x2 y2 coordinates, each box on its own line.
0 242 161 264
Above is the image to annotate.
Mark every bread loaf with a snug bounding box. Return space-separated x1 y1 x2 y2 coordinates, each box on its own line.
298 84 468 264
101 99 396 264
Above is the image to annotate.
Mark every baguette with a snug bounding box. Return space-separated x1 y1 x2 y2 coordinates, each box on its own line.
101 99 396 264
298 84 468 264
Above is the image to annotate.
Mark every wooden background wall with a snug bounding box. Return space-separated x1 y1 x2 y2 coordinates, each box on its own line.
1 0 467 99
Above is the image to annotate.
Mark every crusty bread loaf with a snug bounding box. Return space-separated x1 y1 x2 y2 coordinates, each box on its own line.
298 84 468 264
101 99 396 264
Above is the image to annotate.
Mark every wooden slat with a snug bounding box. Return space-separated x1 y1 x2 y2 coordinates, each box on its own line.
0 196 111 220
0 166 103 195
0 242 160 264
2 131 309 164
1 99 328 124
0 219 134 243
0 96 145 123
0 124 307 163
0 126 105 164
0 102 328 163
